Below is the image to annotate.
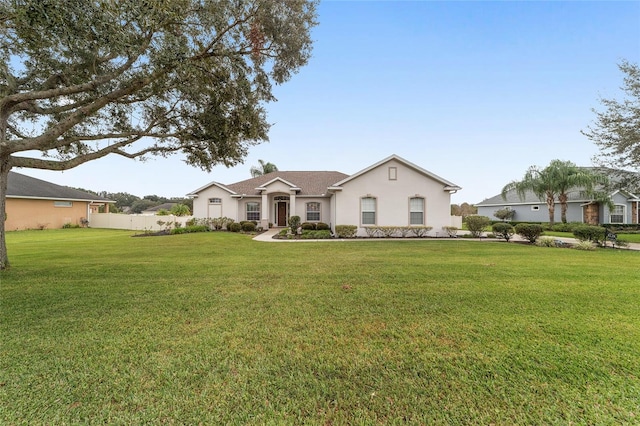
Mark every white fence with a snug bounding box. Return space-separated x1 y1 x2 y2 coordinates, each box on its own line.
89 213 194 231
451 215 463 229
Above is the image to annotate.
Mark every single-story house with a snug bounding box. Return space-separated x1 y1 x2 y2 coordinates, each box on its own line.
476 187 640 225
5 171 114 231
188 154 461 236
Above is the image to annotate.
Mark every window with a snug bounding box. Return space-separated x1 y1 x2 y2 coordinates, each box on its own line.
409 197 424 225
54 201 72 207
246 202 260 221
610 205 625 224
388 167 397 180
531 205 540 211
209 198 222 204
306 202 320 221
361 197 376 225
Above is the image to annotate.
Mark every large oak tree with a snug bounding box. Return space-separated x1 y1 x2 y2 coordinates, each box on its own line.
583 61 640 184
0 0 318 269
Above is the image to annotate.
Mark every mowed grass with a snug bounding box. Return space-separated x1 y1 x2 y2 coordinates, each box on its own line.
1 229 639 425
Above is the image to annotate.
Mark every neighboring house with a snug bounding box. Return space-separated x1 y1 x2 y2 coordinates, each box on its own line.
476 187 640 225
141 203 177 215
188 154 461 236
5 171 114 231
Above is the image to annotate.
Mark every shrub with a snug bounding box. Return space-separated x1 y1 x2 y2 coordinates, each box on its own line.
301 222 316 230
573 225 606 244
241 221 256 232
442 226 458 237
186 218 198 227
289 215 301 233
379 226 399 238
170 204 191 216
316 222 330 231
573 240 596 251
156 209 170 216
491 223 514 242
301 230 332 239
535 236 557 247
229 222 242 232
410 226 432 238
465 215 490 238
335 225 357 238
493 208 515 221
364 226 380 238
515 223 544 243
551 222 582 233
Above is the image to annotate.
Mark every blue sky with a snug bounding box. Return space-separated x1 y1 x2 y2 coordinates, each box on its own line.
19 1 640 204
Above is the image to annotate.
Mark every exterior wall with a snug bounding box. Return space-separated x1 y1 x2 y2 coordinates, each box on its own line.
291 197 331 225
605 193 634 224
477 203 553 223
191 186 238 220
334 159 453 236
478 202 587 223
6 198 90 231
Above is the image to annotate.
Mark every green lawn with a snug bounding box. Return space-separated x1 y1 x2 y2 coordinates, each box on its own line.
1 229 639 424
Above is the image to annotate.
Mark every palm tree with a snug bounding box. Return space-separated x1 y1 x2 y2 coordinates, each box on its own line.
502 164 560 225
549 160 609 223
502 160 611 226
250 159 278 178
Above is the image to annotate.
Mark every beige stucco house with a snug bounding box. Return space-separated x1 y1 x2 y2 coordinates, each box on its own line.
5 171 113 231
188 155 461 236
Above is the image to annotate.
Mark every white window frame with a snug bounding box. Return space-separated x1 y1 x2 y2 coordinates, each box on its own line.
388 167 397 180
54 201 73 208
306 202 321 222
531 205 540 211
209 198 222 204
610 204 625 224
361 197 377 225
409 197 425 225
246 202 260 222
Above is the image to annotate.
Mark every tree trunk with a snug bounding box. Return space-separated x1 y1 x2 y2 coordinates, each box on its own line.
558 194 569 223
546 197 556 226
0 156 11 270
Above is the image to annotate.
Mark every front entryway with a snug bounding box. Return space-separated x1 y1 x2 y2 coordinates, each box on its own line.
277 202 287 227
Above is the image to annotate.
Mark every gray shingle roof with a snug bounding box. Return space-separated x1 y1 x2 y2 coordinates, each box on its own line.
222 171 350 196
7 171 112 202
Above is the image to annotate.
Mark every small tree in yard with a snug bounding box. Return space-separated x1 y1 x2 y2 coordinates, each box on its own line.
515 223 544 244
494 208 515 221
465 215 490 238
0 1 318 269
492 223 515 242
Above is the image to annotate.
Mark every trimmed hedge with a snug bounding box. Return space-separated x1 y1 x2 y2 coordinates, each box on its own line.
573 225 606 244
335 225 357 238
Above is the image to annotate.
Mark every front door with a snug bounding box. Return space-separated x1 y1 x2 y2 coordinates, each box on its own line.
277 202 287 227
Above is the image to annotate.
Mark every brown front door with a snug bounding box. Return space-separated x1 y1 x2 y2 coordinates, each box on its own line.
277 202 287 227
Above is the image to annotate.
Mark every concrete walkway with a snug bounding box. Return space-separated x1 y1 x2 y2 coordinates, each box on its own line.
253 228 640 250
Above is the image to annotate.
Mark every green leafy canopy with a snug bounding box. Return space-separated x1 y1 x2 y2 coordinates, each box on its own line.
0 0 318 269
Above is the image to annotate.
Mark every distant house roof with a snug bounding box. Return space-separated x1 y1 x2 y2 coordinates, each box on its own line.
189 171 350 197
143 202 177 212
7 171 113 203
